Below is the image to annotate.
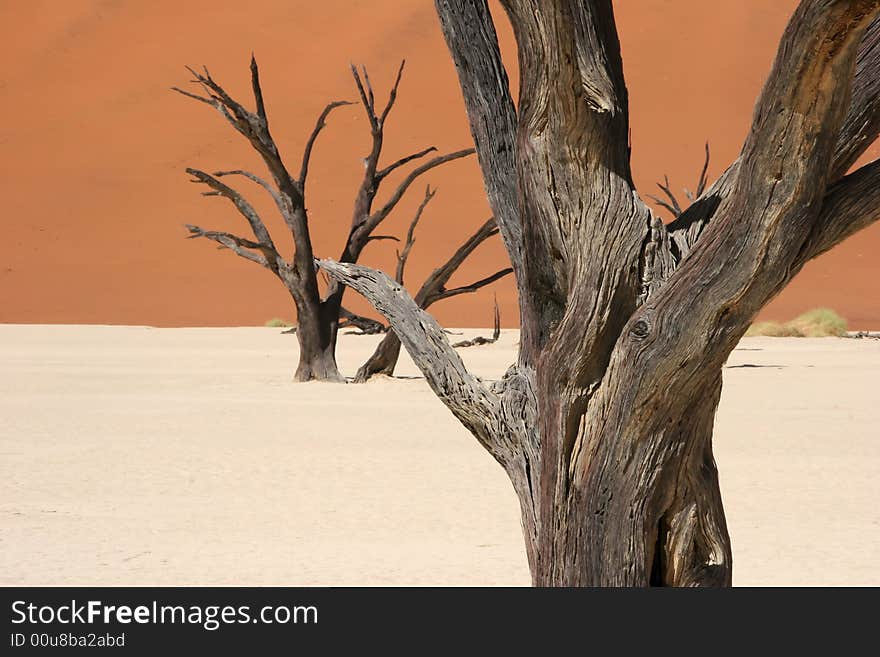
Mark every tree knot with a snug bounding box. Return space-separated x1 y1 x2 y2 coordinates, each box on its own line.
631 319 650 339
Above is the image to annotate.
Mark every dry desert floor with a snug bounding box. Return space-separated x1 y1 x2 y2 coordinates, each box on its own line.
1 325 878 586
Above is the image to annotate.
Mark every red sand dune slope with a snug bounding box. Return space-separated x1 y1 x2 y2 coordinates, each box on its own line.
1 0 877 328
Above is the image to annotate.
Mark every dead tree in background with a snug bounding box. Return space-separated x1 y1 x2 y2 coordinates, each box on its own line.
648 143 711 219
451 299 501 348
319 0 880 585
354 185 511 382
174 58 473 381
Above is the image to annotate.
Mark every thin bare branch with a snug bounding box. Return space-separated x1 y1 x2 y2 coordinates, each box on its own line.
377 146 438 181
379 60 406 125
366 148 474 229
396 185 437 284
365 235 400 243
186 168 278 258
431 268 513 304
351 65 378 129
696 142 710 198
362 66 375 113
646 195 681 219
250 54 266 121
184 224 271 268
299 100 356 186
212 169 283 209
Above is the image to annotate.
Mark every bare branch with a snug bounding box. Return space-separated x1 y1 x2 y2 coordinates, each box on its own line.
695 142 710 198
396 185 437 284
414 217 500 305
366 148 474 229
185 168 278 260
379 60 406 125
299 100 355 187
651 176 683 218
351 65 378 130
453 298 501 347
212 169 283 210
430 268 513 304
365 235 400 243
250 54 266 121
184 224 271 269
646 195 681 220
316 258 512 466
377 146 438 182
174 60 298 204
362 66 375 114
338 306 387 334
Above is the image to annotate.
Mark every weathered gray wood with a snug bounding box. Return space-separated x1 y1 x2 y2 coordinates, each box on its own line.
355 188 511 382
332 0 880 586
317 259 517 467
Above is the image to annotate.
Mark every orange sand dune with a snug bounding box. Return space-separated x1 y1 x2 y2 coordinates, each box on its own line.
1 1 877 328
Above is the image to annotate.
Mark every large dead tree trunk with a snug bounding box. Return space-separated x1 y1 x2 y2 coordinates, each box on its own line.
175 59 473 382
319 0 880 586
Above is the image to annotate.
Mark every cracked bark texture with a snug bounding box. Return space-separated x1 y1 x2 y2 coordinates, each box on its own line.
319 0 880 586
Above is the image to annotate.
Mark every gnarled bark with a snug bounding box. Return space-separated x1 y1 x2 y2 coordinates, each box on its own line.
322 0 880 586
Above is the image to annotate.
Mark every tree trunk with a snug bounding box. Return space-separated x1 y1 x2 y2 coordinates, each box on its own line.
321 0 880 586
354 331 402 382
289 288 343 383
521 373 730 586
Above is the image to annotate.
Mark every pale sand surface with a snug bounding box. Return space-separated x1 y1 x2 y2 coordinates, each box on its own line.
1 325 877 586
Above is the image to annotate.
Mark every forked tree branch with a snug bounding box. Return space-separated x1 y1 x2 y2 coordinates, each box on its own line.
211 169 283 210
185 224 272 269
667 15 880 258
363 148 475 233
185 168 282 271
648 144 711 219
601 0 880 420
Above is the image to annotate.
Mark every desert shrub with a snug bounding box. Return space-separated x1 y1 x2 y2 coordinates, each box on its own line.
745 308 847 337
786 307 848 337
265 318 293 328
745 321 804 337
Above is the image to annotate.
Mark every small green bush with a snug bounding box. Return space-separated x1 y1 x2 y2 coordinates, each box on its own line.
745 308 847 337
265 318 293 328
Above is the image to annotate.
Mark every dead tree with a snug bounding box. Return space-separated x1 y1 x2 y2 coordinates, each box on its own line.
451 299 501 348
353 185 511 382
174 58 473 381
648 143 711 219
318 0 880 586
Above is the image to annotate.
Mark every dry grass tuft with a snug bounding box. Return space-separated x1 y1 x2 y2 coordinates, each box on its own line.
746 308 847 338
